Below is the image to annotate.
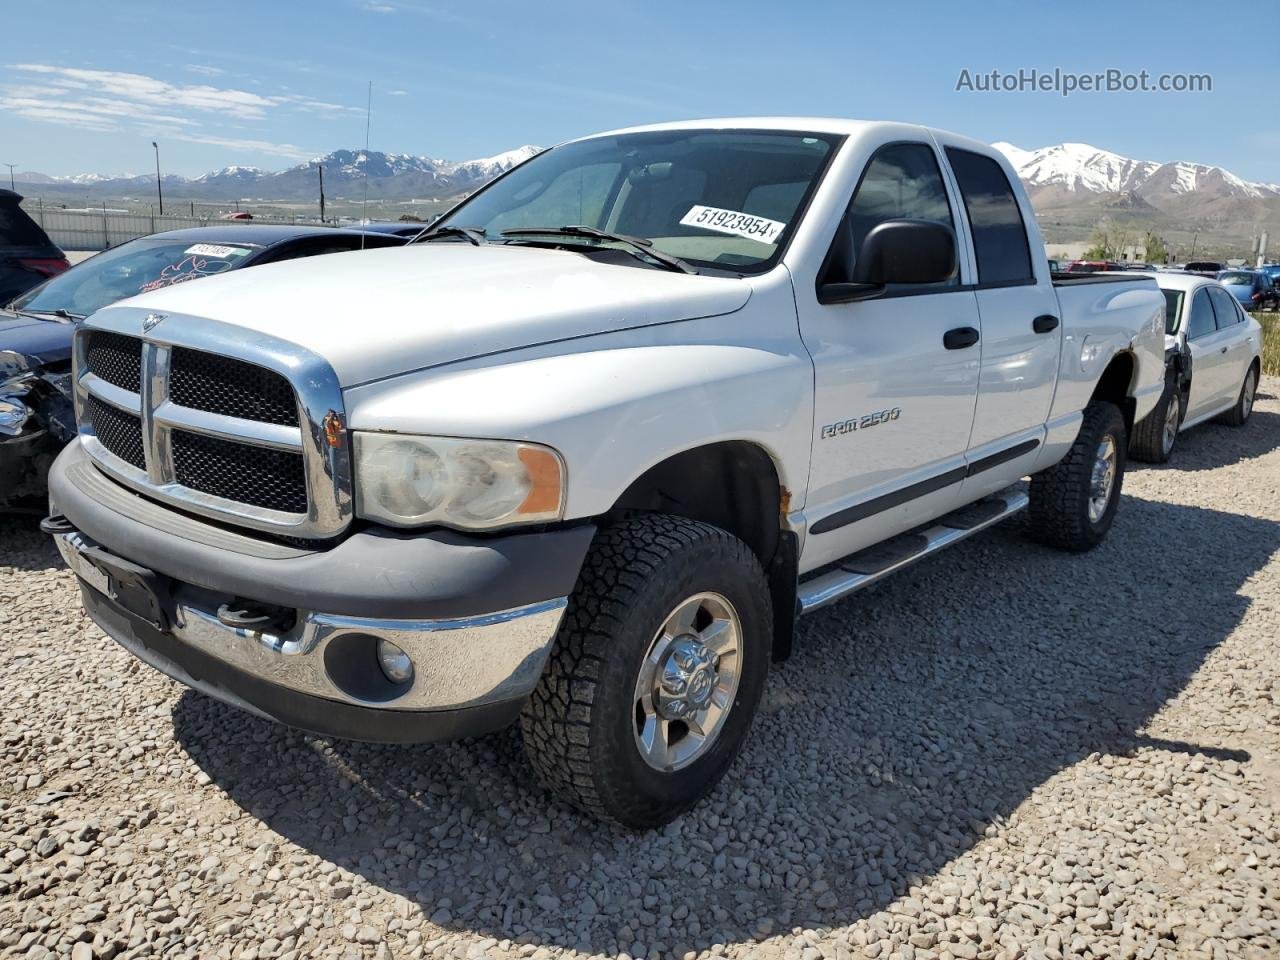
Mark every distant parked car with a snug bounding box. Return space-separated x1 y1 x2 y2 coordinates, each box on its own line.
1217 270 1279 311
221 211 253 220
1183 260 1227 277
0 190 70 304
1130 273 1261 463
1064 260 1127 273
0 224 406 510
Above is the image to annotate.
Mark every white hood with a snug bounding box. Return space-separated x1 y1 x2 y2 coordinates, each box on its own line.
105 244 752 385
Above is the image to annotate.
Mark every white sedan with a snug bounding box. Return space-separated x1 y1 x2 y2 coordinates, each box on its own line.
1130 272 1262 462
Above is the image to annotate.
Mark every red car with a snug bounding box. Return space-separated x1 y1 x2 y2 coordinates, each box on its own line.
1064 260 1128 274
0 189 70 303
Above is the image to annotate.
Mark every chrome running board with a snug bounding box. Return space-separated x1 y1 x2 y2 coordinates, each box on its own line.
797 488 1030 615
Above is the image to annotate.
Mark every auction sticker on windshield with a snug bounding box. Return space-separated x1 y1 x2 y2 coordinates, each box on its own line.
680 205 786 244
184 243 251 258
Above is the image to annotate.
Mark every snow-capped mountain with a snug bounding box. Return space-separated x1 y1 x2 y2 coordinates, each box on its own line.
13 146 543 202
993 142 1280 201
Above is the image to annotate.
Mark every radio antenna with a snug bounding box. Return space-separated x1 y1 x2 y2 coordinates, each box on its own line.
361 80 372 250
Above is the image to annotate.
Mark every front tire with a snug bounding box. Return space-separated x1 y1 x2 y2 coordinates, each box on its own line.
521 515 771 828
1129 379 1183 463
1027 401 1127 552
1218 364 1258 427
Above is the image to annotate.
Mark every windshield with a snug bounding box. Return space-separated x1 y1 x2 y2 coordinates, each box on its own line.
436 129 842 273
10 237 256 317
1162 289 1184 334
1218 272 1252 286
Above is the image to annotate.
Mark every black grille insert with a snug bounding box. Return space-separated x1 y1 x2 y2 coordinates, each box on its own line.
170 348 299 427
84 394 145 471
84 331 142 393
172 430 307 514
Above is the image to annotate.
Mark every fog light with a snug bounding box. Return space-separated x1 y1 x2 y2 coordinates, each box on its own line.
376 639 414 684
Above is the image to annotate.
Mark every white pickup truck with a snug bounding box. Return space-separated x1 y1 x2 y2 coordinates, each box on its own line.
44 119 1165 827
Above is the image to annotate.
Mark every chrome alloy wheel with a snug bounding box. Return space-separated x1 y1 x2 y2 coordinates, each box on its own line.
1162 395 1180 455
1088 435 1118 524
633 592 743 772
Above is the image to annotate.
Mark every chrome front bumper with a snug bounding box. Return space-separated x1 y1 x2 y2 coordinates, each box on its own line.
55 529 567 715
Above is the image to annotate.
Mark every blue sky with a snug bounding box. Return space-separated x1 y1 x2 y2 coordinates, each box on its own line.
2 0 1273 181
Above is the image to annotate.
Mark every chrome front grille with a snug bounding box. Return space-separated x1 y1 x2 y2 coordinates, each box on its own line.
170 347 300 427
84 331 142 393
172 430 309 513
82 393 146 471
73 313 352 539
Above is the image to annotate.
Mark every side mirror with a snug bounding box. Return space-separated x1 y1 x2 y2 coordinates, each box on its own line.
819 219 957 304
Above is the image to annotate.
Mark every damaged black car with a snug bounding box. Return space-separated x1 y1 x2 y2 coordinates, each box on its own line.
1 225 409 511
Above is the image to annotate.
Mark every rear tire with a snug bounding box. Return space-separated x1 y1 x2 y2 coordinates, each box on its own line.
1027 401 1127 552
521 514 771 828
1129 378 1183 463
1218 364 1258 427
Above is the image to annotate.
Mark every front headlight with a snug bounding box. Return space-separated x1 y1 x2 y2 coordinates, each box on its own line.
353 432 566 530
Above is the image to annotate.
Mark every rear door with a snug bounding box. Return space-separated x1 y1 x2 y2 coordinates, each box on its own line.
794 139 982 569
1206 285 1254 403
941 147 1062 454
1184 287 1233 418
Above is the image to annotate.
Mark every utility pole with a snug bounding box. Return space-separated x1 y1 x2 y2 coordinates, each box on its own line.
4 163 14 191
151 142 164 215
317 163 326 223
1257 231 1269 268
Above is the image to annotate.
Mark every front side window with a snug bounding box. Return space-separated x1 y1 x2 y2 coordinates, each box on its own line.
821 142 958 289
1187 289 1216 339
945 148 1034 285
435 129 842 274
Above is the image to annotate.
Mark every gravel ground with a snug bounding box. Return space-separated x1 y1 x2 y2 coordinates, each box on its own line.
2 381 1279 960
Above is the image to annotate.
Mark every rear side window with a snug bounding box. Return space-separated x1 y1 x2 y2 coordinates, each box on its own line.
1187 289 1216 339
945 148 1034 285
1207 286 1241 328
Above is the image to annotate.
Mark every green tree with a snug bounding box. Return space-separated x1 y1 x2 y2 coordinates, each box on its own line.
1081 223 1112 261
1143 232 1170 264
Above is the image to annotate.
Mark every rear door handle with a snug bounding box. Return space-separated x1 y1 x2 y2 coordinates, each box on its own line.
1220 345 1229 354
943 326 980 350
1032 314 1060 334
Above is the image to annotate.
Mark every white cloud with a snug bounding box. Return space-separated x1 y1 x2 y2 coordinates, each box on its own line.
0 62 362 162
170 132 311 160
185 64 226 77
357 0 397 11
388 89 409 96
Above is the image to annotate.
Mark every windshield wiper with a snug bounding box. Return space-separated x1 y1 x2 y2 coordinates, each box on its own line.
501 225 697 275
10 307 84 323
410 225 487 246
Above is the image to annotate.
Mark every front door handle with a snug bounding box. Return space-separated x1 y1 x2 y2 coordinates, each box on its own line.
1220 345 1229 354
943 326 980 350
1032 314 1060 334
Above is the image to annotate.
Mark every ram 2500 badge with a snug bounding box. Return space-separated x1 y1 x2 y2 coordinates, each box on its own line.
45 119 1165 827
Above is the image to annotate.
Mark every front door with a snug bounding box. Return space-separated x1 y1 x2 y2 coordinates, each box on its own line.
795 141 981 570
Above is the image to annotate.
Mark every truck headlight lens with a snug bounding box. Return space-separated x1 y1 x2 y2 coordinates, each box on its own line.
353 433 566 530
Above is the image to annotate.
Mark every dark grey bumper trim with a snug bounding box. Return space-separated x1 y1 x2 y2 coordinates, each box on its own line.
50 439 596 620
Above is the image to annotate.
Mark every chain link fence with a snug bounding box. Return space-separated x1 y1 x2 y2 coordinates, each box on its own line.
20 200 314 252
